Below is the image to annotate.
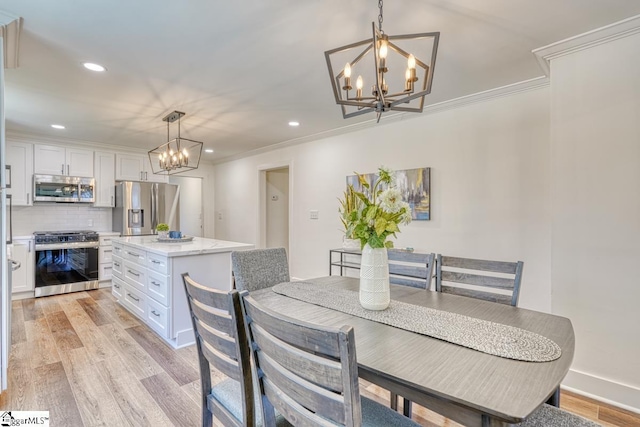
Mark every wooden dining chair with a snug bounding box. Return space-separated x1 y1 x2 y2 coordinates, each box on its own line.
387 250 436 416
231 248 290 292
182 273 289 427
436 255 524 306
241 293 422 427
388 250 436 289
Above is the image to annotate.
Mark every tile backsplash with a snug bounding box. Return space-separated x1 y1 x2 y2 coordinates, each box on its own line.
11 204 113 236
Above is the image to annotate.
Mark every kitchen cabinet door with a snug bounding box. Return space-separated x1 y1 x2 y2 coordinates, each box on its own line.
5 141 34 206
143 155 168 183
34 144 66 175
115 153 145 181
94 151 115 207
66 148 94 177
10 238 34 294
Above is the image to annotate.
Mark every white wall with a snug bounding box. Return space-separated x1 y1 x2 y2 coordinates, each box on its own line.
549 32 640 409
215 87 552 312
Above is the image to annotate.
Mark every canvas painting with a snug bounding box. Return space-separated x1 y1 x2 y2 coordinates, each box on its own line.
347 167 430 220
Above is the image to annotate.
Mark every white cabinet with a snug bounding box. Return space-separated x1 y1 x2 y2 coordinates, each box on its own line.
115 153 168 183
94 151 115 207
5 141 34 206
98 233 118 282
10 238 34 295
34 144 93 177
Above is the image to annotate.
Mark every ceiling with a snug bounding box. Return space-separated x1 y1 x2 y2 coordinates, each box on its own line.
2 1 640 161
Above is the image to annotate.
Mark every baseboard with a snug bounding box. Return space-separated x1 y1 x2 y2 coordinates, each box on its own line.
562 369 640 414
11 291 34 301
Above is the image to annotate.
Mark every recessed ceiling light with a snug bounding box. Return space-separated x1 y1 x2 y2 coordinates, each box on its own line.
83 62 107 72
288 121 300 127
51 124 65 129
204 149 214 153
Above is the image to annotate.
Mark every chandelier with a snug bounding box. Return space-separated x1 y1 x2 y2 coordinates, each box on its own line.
324 0 440 122
148 111 203 175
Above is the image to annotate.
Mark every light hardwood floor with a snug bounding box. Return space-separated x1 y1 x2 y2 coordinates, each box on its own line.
1 289 638 427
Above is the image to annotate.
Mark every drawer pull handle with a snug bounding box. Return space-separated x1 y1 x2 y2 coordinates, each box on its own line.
127 252 141 258
114 262 120 267
151 260 161 264
127 270 140 277
127 293 140 302
151 310 160 317
104 249 113 253
103 238 111 242
151 281 160 287
114 284 120 289
104 266 112 270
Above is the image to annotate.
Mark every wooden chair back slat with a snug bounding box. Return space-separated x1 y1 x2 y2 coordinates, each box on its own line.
199 339 242 381
262 379 338 427
258 352 346 423
436 255 524 307
243 295 362 427
189 298 234 337
388 264 428 279
244 299 341 358
440 271 515 290
387 250 430 263
440 256 517 274
389 276 428 289
184 277 230 311
181 273 255 427
439 285 514 305
193 318 238 361
251 323 344 392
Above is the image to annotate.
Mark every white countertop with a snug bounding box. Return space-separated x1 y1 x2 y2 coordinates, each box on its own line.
113 235 254 257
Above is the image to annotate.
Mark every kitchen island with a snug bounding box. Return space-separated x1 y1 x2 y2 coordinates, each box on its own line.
111 236 253 348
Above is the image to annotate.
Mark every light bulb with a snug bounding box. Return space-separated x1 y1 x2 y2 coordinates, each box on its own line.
179 152 183 159
408 54 416 69
406 68 411 80
158 154 162 160
183 148 188 157
172 155 177 162
379 41 388 59
356 76 363 90
344 63 351 78
169 149 174 156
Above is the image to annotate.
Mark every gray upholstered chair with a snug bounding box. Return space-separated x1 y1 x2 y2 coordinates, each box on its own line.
231 248 290 292
518 403 600 426
182 273 289 427
435 255 524 306
241 293 421 427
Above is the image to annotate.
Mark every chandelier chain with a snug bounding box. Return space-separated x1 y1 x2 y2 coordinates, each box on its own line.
378 0 384 32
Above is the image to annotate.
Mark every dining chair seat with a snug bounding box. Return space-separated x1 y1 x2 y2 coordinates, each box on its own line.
232 248 290 292
359 396 423 427
519 404 600 427
209 379 291 427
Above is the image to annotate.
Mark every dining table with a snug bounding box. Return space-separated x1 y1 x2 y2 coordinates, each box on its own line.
250 276 575 427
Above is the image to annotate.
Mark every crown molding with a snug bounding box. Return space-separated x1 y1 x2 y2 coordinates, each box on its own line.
212 76 549 165
0 16 22 69
6 130 148 155
533 14 640 76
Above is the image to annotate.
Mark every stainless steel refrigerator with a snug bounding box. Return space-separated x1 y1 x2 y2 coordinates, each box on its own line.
113 181 180 236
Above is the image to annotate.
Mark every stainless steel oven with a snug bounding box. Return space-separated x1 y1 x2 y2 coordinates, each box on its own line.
34 231 99 297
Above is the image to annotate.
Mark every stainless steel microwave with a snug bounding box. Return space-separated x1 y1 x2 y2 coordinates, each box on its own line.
33 174 95 203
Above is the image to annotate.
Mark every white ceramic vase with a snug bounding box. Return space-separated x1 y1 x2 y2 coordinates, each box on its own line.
359 243 390 310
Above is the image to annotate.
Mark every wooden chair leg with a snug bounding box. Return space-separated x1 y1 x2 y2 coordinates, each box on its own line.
390 392 398 410
546 386 561 407
402 398 412 417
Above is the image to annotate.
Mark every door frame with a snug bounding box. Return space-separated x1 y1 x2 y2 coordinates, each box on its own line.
257 160 293 251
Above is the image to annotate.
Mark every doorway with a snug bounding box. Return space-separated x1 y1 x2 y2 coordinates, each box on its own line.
169 176 203 237
257 162 292 254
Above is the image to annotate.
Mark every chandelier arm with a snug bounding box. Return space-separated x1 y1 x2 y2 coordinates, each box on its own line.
378 0 383 33
372 23 386 107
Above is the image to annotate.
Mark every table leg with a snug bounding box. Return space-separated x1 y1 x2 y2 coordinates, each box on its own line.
546 387 560 407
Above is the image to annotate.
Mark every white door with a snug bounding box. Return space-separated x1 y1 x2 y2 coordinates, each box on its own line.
5 141 33 205
94 151 115 207
266 168 289 253
169 176 203 237
115 153 145 181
